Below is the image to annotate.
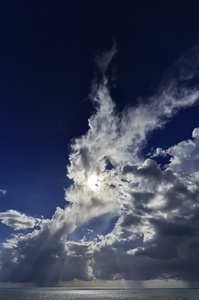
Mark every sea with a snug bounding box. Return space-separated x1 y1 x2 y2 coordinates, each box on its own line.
0 288 199 300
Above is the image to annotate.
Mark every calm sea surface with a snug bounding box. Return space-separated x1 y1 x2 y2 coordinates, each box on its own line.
0 288 199 300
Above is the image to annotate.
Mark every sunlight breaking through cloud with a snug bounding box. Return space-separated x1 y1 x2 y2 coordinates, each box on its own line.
87 174 102 191
1 43 199 287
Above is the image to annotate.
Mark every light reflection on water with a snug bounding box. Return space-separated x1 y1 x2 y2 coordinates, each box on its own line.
0 288 199 300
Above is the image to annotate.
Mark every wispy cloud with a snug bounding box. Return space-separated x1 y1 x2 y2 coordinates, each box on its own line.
1 43 199 286
0 189 7 196
95 40 117 75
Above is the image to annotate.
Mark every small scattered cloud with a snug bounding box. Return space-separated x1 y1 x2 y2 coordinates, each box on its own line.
0 210 46 230
0 189 7 196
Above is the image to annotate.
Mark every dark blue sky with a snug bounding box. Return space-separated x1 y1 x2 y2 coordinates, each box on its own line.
1 0 199 287
0 0 198 215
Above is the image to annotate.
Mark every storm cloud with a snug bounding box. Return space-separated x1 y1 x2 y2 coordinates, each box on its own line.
1 44 199 287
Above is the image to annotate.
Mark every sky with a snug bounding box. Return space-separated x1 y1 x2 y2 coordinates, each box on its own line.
1 0 199 288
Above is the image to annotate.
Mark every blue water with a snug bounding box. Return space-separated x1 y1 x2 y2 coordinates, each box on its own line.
0 288 199 300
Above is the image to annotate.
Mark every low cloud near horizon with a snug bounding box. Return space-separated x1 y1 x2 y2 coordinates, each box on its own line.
1 44 199 287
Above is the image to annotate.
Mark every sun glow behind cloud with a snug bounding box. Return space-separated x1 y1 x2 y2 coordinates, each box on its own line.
87 174 102 191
